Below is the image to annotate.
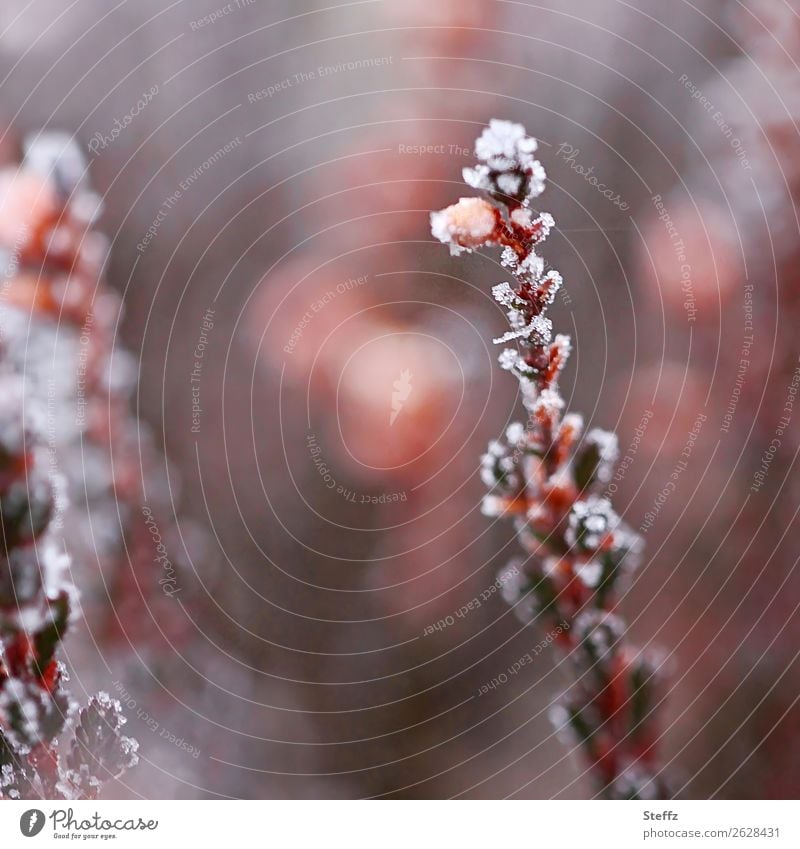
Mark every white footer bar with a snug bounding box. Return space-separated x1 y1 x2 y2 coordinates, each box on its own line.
0 800 796 847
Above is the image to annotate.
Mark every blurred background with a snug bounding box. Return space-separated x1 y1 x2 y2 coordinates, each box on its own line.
0 0 798 798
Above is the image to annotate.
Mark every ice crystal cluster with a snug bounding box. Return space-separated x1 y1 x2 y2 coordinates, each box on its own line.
432 120 667 800
0 135 139 800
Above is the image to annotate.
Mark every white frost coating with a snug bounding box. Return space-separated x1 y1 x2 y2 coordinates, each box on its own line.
498 245 548 284
575 560 602 588
475 119 537 164
527 160 547 199
24 132 87 195
480 442 503 487
491 282 519 307
480 438 521 491
536 210 555 231
462 164 491 192
549 703 572 745
552 333 571 361
493 313 552 345
586 428 620 464
538 270 563 305
485 439 505 458
566 496 619 549
119 735 140 764
0 678 46 748
561 412 585 436
41 538 71 596
498 348 522 371
522 211 555 242
429 197 496 255
510 207 532 228
499 559 538 624
498 558 526 604
480 494 506 517
500 246 518 268
612 765 661 801
496 172 522 196
575 610 625 651
532 387 565 419
505 421 526 444
520 378 539 411
497 349 537 379
463 119 546 202
519 251 546 279
94 690 123 714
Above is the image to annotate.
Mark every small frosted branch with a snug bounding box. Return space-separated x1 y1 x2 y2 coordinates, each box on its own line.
430 119 668 800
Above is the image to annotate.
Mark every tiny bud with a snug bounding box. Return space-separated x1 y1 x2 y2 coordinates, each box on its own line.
430 197 499 255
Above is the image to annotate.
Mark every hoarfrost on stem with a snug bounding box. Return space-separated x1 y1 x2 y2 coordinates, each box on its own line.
430 119 669 800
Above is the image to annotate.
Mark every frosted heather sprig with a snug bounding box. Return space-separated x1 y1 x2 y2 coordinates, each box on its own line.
431 119 668 800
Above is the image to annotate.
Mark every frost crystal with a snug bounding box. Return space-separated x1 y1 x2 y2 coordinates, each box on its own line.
497 347 535 379
585 428 619 483
500 246 518 268
566 496 619 550
498 348 522 371
538 270 563 306
493 313 552 346
561 412 585 439
575 610 625 654
464 119 546 204
531 387 565 418
519 250 546 280
23 132 87 197
481 494 507 517
552 333 571 364
611 766 661 801
491 282 520 307
499 558 538 623
497 172 522 196
475 119 537 165
505 421 526 444
509 207 532 228
587 428 619 463
575 559 602 588
480 439 520 491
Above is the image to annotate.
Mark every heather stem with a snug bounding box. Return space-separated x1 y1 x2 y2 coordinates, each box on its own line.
431 119 668 800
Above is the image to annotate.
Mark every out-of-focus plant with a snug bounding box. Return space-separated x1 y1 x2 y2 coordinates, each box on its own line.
431 120 668 799
0 378 137 799
0 134 140 799
0 133 196 652
0 134 133 623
